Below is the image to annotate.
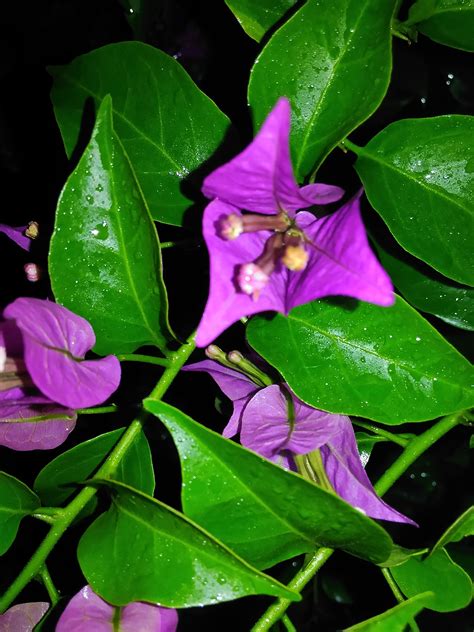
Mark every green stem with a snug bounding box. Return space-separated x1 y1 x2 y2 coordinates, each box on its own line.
251 411 465 631
381 568 420 632
250 548 333 632
117 353 169 367
381 567 405 604
38 565 60 606
282 614 297 632
375 412 463 496
77 405 118 415
0 334 196 613
352 420 409 447
339 138 362 155
31 513 56 525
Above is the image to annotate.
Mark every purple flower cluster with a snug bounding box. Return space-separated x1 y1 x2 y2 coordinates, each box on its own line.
0 298 121 450
196 98 394 347
185 357 414 525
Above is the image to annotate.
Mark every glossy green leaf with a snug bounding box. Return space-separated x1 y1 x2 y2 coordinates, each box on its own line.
144 400 393 569
375 240 474 331
248 0 396 179
0 472 40 555
50 41 229 225
356 432 387 467
77 480 298 607
391 548 472 612
378 545 427 568
407 0 474 52
246 297 474 424
344 592 433 631
49 95 173 356
224 0 297 41
432 506 474 554
354 116 474 285
33 427 154 507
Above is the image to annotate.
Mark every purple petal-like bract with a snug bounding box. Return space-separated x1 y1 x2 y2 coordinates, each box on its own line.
3 298 121 409
202 98 343 214
0 602 49 631
240 385 344 458
56 586 178 632
195 193 394 347
183 359 258 436
186 359 413 524
239 384 414 524
0 387 76 451
320 421 417 525
0 224 31 251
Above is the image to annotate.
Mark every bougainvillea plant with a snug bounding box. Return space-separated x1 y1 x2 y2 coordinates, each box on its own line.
0 0 473 630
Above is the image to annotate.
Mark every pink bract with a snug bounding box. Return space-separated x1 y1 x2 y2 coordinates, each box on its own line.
56 585 178 632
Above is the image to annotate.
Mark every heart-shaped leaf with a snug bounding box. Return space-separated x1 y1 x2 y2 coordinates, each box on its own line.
344 592 433 631
354 116 474 285
432 506 474 554
390 548 472 612
50 41 229 225
0 472 40 555
49 95 173 356
77 480 298 607
246 297 474 424
248 0 397 178
144 399 393 569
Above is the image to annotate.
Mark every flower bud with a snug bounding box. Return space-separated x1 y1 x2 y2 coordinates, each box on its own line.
227 350 244 364
219 214 243 240
237 263 269 300
205 344 227 361
24 263 41 282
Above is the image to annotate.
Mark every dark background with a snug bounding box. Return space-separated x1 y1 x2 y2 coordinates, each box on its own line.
0 1 472 630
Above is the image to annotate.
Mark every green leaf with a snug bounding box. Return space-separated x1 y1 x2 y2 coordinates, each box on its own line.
49 95 173 356
356 431 387 467
374 239 474 331
248 0 397 179
354 116 474 286
144 400 393 569
77 480 298 607
390 548 472 612
33 427 154 507
224 0 297 41
407 0 474 52
246 297 474 424
378 545 428 568
50 41 229 225
432 506 474 554
344 592 434 631
0 472 40 555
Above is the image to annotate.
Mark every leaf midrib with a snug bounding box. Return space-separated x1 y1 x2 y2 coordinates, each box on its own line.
358 146 473 216
296 0 380 173
101 122 164 348
173 416 383 552
115 499 280 588
61 75 182 171
285 312 471 393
